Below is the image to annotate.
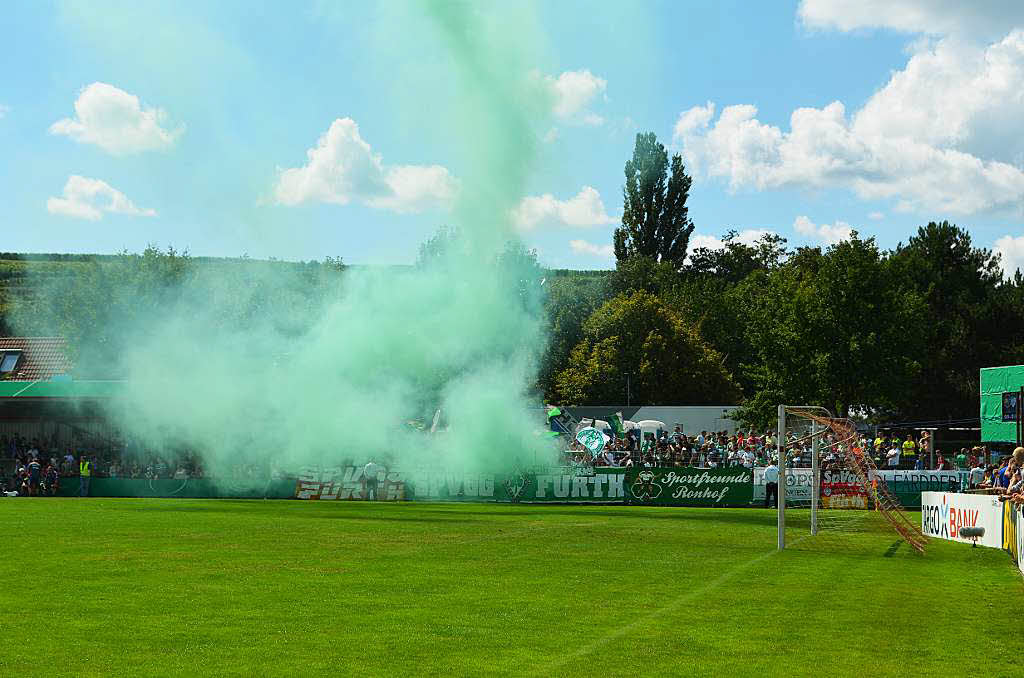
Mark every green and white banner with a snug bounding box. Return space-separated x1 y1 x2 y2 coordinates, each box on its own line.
626 467 754 507
403 467 625 503
575 427 607 456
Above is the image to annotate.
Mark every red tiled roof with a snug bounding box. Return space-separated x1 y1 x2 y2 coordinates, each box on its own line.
0 337 72 381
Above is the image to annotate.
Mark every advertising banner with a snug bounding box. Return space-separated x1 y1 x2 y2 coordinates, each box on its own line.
753 468 813 504
1002 500 1021 570
626 467 753 507
1017 506 1024 577
821 469 867 509
293 465 627 503
753 468 967 508
405 467 625 503
295 466 405 501
920 491 1003 548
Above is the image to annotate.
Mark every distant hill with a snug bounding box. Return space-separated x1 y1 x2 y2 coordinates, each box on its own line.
0 252 612 336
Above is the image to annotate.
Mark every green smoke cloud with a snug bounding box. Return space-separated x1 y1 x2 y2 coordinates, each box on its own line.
25 1 563 479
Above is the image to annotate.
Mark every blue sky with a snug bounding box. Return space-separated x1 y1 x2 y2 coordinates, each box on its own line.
2 0 1022 272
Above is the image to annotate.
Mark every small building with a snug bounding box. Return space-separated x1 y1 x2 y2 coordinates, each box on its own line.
0 337 120 473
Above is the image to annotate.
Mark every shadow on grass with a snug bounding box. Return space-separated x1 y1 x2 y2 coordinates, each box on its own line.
407 504 784 528
119 500 478 525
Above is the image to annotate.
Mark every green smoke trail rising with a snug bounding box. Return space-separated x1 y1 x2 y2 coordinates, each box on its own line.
421 0 549 252
69 0 563 480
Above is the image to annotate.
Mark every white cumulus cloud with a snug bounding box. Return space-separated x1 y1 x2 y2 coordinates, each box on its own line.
690 229 776 251
868 211 884 220
671 32 1024 215
569 239 615 258
49 82 180 155
544 69 607 125
798 0 1024 39
512 186 616 231
274 118 458 213
995 234 1024 277
46 175 157 221
793 216 853 245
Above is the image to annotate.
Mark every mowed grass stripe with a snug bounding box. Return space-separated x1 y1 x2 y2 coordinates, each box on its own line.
1 500 1019 677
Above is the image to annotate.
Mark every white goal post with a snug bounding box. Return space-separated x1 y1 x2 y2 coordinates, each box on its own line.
777 404 829 551
775 404 928 553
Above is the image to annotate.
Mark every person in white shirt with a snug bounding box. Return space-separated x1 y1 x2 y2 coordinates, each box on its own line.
886 445 901 469
969 462 985 489
763 462 779 508
363 461 381 500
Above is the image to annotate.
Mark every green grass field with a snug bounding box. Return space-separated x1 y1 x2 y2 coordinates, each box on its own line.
2 499 1021 677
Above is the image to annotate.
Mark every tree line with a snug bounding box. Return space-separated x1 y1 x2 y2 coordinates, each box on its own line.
541 132 1024 427
1 132 1022 427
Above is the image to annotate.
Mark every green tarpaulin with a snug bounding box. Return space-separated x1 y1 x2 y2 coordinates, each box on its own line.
0 380 122 399
980 365 1024 443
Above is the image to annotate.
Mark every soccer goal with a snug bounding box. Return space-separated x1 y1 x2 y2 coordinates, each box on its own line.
776 405 927 553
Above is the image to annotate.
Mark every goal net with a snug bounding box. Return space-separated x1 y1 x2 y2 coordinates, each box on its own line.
777 405 927 553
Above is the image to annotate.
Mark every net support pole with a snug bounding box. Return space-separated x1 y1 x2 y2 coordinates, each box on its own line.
810 419 819 537
777 405 786 551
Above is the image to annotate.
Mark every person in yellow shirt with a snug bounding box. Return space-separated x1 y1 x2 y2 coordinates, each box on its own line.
79 454 91 497
901 435 917 469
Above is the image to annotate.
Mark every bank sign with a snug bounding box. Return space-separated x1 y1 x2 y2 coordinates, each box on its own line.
920 491 1002 548
625 467 753 507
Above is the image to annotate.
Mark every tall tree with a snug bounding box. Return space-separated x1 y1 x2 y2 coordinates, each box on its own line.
670 231 790 396
734 235 925 427
555 290 740 405
537 273 608 400
887 221 1003 419
613 132 696 269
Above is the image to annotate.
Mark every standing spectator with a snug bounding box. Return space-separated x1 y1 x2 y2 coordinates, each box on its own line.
886 444 901 470
27 457 41 496
901 434 917 469
742 447 755 470
955 448 968 470
980 466 994 488
363 460 381 500
969 460 985 489
763 460 779 508
1002 458 1018 488
914 454 925 471
43 462 59 496
917 431 931 462
78 455 91 497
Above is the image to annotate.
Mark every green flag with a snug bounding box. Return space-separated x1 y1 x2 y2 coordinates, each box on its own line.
608 412 625 438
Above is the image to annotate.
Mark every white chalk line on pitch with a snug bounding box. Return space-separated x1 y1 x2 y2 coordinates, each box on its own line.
538 535 809 672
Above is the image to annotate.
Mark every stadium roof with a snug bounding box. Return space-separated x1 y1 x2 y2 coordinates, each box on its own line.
0 337 71 381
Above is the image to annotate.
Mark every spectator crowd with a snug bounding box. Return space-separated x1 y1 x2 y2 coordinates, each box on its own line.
1 432 219 496
565 423 1009 476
